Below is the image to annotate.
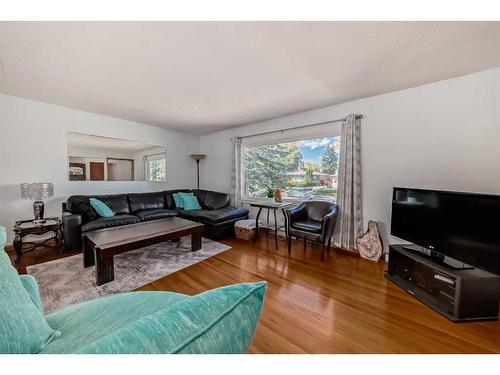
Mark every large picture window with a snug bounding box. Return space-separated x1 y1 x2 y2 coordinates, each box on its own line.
243 136 340 201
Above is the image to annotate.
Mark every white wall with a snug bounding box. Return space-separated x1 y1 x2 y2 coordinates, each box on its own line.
0 94 199 243
199 68 500 248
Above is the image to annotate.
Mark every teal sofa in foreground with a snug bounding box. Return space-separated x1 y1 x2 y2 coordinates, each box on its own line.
0 226 266 354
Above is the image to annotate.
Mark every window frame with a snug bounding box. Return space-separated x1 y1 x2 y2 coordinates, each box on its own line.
240 125 341 203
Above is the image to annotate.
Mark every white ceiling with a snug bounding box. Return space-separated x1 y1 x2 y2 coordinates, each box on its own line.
1 22 499 134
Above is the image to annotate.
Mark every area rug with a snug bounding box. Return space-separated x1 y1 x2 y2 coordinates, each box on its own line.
27 236 231 313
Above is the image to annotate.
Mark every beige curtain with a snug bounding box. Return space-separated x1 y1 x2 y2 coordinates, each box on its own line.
333 114 363 250
231 137 243 206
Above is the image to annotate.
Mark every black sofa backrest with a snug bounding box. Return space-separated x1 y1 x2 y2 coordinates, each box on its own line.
65 195 90 213
64 195 97 223
192 189 230 210
93 194 131 215
66 194 130 217
128 192 165 213
65 189 231 215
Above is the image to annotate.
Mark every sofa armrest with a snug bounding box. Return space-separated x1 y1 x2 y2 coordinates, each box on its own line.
62 212 82 251
19 275 44 313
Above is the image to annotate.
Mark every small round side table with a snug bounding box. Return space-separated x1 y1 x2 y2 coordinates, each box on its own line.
13 217 62 263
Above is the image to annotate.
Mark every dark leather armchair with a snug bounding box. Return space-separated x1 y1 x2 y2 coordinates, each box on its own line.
284 201 338 261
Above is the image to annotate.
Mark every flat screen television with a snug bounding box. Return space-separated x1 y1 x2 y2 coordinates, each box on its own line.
391 187 500 275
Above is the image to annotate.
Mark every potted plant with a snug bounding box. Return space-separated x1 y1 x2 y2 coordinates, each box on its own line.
266 187 274 199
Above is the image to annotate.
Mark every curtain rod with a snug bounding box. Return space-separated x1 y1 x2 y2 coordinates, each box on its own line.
234 114 363 141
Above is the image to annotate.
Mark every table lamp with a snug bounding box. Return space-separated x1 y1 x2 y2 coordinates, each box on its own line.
20 182 54 223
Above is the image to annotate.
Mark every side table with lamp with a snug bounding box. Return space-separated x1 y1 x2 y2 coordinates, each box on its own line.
13 183 62 263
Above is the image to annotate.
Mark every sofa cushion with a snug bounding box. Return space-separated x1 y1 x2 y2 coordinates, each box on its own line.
42 291 189 354
66 197 97 223
46 282 267 354
90 198 115 218
136 209 177 221
92 194 131 215
164 189 190 209
0 226 61 354
178 206 249 224
182 195 202 210
19 275 44 313
291 219 322 233
172 193 184 208
174 192 195 209
81 214 141 232
128 192 165 213
204 191 230 210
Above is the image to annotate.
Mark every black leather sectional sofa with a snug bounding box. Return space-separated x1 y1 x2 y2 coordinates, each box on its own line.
62 189 249 251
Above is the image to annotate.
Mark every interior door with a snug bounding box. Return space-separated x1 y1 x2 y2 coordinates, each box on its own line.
89 162 105 181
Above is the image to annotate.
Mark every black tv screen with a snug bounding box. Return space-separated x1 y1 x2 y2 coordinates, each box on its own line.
391 187 500 275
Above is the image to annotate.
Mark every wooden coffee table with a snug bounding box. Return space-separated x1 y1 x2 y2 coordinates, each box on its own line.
82 217 204 286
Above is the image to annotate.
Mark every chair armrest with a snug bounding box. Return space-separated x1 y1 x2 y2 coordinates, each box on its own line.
321 206 338 240
62 212 82 251
284 203 307 224
19 275 44 313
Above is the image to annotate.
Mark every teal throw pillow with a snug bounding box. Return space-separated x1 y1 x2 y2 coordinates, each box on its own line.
182 195 201 210
172 193 183 208
0 226 61 353
74 281 267 354
89 198 114 218
173 192 194 209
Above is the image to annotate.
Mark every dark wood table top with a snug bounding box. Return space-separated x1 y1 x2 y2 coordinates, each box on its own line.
84 217 204 250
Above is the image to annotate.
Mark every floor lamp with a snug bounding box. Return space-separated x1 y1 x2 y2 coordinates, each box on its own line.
190 154 206 189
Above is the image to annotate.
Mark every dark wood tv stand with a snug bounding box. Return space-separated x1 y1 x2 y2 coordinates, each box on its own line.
385 245 500 322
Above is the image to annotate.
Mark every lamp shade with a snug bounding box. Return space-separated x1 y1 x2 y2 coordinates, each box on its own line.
20 183 54 201
190 154 206 161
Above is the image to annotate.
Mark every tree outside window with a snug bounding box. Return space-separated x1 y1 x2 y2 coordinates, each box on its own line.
243 136 340 201
148 159 166 181
145 153 166 181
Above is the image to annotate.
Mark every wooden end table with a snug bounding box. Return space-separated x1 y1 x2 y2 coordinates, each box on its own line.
249 200 294 250
13 217 62 263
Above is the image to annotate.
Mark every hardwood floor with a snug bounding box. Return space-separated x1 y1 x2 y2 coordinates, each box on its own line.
9 235 500 353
